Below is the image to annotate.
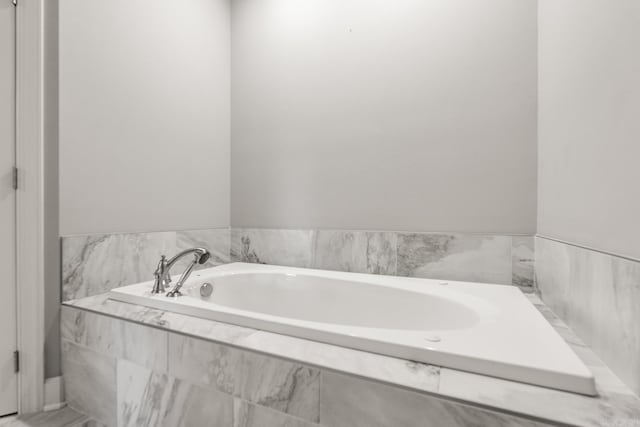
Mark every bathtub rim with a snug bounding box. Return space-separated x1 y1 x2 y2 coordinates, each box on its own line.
108 262 597 396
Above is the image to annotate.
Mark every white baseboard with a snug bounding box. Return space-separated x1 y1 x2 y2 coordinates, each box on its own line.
43 376 65 411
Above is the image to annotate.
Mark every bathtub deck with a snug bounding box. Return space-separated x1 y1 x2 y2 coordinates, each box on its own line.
63 292 640 427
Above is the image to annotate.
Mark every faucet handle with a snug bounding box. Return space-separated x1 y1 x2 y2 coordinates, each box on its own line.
151 255 168 294
156 255 173 288
154 255 167 275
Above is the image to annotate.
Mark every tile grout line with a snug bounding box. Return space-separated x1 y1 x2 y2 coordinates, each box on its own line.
509 235 514 287
536 234 640 264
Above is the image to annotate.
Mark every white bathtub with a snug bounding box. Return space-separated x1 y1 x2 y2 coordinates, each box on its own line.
108 262 596 395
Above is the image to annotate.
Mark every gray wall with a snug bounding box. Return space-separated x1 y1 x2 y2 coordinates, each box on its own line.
231 0 538 234
59 0 231 236
538 0 640 260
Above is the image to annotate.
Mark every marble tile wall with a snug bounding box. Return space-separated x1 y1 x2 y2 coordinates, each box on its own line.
61 305 556 427
61 341 117 426
62 295 640 427
230 228 315 268
167 333 321 422
62 228 230 301
231 228 535 289
320 371 552 427
117 359 234 427
536 237 640 397
62 227 534 301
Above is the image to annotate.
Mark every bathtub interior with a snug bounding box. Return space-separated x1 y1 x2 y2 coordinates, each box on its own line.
183 272 483 330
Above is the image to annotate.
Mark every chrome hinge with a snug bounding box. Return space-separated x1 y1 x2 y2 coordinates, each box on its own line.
14 351 19 373
12 166 18 190
12 0 17 6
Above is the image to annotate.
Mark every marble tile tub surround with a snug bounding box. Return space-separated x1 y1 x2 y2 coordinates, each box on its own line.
62 228 230 301
231 228 535 288
62 227 533 302
536 236 640 397
61 304 550 427
62 296 640 427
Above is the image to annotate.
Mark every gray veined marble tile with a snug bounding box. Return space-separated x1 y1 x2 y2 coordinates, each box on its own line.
512 236 535 290
160 310 257 344
605 256 640 395
62 231 176 301
77 421 108 427
167 333 320 422
396 233 512 285
230 228 314 268
65 294 175 328
534 238 572 320
237 330 440 394
61 306 168 372
62 340 117 427
320 371 551 427
233 399 317 427
536 237 640 396
438 367 640 427
175 228 230 269
311 230 397 275
64 295 258 346
117 359 233 427
64 293 640 427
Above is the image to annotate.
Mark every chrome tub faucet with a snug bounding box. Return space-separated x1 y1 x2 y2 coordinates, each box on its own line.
151 248 210 297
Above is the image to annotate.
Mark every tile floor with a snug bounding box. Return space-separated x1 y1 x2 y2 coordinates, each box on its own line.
0 407 90 427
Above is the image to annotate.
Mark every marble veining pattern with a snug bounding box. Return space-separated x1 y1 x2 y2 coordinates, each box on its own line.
61 306 168 371
77 421 107 427
233 399 317 427
438 293 640 427
62 228 229 301
512 236 535 290
64 296 439 395
167 333 320 422
230 228 314 268
175 228 230 269
396 233 513 285
117 359 233 427
58 232 640 426
320 371 552 427
63 294 640 427
62 232 175 301
63 228 533 303
536 237 640 397
62 340 117 427
311 230 397 275
238 330 440 393
64 294 258 344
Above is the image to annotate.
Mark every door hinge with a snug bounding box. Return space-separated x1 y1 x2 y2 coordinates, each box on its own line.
12 0 17 6
12 166 18 190
14 351 19 373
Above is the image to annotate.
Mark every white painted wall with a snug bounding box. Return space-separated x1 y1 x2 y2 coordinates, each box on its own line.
60 0 230 235
538 0 640 259
231 0 538 233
